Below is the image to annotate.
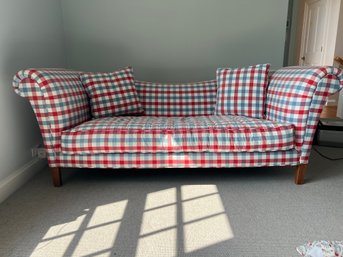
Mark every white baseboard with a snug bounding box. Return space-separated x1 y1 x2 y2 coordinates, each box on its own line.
0 158 47 204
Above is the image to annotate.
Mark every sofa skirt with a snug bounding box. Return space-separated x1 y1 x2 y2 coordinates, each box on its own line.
50 149 300 168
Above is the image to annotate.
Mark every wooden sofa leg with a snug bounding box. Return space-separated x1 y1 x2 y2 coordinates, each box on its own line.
51 167 62 187
295 164 307 185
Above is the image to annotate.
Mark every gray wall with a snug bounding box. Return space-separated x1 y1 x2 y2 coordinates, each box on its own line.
287 0 301 66
0 0 66 181
61 0 289 82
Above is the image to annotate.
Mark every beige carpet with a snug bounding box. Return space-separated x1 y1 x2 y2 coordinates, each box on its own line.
0 147 343 257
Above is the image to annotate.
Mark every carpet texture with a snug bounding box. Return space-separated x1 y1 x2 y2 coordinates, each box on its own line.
0 147 343 257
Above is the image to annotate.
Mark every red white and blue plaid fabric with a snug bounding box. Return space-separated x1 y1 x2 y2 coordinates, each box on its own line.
80 67 144 118
266 66 343 163
56 150 300 168
13 66 342 169
135 80 217 116
13 68 91 164
215 64 270 119
61 115 295 154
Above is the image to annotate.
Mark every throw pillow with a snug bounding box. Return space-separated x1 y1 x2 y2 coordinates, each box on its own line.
215 63 270 119
80 67 144 118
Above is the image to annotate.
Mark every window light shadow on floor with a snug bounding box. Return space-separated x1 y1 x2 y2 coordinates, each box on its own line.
30 200 128 257
29 185 233 257
181 185 234 253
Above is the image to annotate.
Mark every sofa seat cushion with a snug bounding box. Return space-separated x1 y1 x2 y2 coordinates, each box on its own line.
61 116 295 154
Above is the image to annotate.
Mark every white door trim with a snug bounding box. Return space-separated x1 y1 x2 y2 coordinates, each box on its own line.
299 0 327 66
323 0 341 65
299 0 309 65
299 0 341 66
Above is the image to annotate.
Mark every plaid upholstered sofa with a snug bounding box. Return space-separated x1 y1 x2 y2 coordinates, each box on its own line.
13 66 343 186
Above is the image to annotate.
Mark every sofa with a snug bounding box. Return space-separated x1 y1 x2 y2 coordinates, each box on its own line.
12 65 343 187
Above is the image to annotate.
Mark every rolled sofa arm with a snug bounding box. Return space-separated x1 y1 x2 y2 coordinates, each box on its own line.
266 66 343 164
13 68 90 165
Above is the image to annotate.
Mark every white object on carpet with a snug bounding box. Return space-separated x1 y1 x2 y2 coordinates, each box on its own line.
297 240 343 257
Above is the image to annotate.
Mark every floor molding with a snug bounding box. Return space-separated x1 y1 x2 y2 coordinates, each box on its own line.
0 158 47 204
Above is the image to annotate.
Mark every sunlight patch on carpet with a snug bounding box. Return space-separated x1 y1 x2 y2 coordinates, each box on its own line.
135 185 233 256
181 185 234 253
30 200 128 257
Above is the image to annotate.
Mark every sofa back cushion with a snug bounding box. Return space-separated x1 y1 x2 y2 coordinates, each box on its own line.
215 64 270 119
80 67 144 118
135 80 217 116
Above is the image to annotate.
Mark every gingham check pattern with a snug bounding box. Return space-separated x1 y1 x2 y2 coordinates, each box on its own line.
61 115 295 154
13 69 91 164
266 66 343 164
215 64 270 119
56 150 300 168
80 67 144 118
135 80 217 116
13 66 342 168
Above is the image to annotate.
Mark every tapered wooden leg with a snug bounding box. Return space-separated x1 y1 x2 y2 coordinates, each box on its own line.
51 167 62 187
295 164 307 185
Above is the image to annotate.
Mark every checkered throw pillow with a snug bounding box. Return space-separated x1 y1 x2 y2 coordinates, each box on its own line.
80 67 144 118
215 63 270 118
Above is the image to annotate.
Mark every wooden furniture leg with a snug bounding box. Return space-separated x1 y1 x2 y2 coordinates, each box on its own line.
295 164 307 185
51 167 62 187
